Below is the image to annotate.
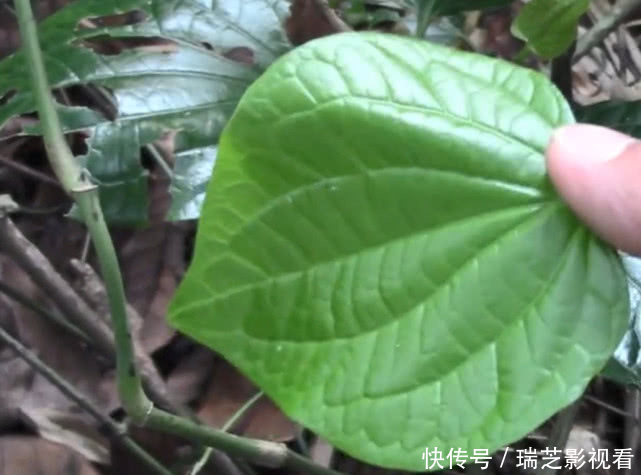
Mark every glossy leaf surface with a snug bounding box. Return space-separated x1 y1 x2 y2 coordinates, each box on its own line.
169 33 629 470
0 0 290 223
512 0 589 59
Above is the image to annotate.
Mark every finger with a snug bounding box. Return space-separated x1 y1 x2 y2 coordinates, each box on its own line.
546 124 641 255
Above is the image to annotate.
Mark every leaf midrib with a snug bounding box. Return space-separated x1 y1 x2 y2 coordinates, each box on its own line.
269 94 545 159
176 201 561 346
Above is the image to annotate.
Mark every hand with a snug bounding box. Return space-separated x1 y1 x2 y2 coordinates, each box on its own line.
546 124 641 255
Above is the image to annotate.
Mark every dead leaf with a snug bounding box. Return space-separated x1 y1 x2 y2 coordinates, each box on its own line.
19 408 109 464
0 258 113 408
310 437 334 469
119 142 186 354
0 436 100 475
0 257 117 446
166 347 216 406
140 264 178 353
223 47 255 65
110 425 193 475
0 309 31 431
0 0 78 59
479 4 523 59
197 359 299 443
286 0 346 46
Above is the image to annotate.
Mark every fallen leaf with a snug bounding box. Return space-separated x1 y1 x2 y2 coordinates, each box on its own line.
110 425 194 475
166 347 216 406
197 359 299 443
20 408 109 464
0 436 100 475
286 0 347 45
0 256 117 448
479 5 523 59
119 164 186 354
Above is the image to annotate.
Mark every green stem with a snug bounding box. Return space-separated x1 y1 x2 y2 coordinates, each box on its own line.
190 392 264 475
513 45 531 65
14 1 344 474
223 391 263 432
14 0 79 194
143 408 340 474
416 0 437 38
75 192 153 419
16 0 151 422
0 324 173 475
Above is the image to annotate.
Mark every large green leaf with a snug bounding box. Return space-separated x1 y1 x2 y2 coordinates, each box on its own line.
511 0 590 59
169 32 629 470
0 0 291 224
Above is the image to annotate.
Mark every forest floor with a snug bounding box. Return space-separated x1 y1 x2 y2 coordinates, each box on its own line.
0 1 639 474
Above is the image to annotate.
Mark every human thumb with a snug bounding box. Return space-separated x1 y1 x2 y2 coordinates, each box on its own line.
546 124 641 255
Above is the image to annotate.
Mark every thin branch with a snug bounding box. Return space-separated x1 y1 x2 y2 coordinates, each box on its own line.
0 324 174 475
144 409 343 474
0 279 89 343
575 0 641 61
0 215 115 358
189 392 264 475
0 215 176 411
145 143 174 179
222 391 264 432
14 1 344 473
0 154 62 188
584 393 639 421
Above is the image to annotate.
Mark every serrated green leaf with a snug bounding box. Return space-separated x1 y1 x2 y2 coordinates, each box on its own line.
0 0 291 224
169 33 629 470
511 0 589 59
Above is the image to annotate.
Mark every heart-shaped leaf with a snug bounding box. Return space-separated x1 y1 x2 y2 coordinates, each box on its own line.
169 33 629 470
